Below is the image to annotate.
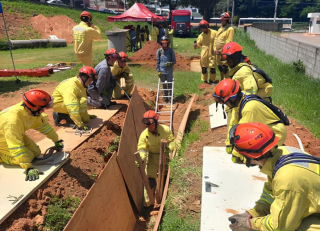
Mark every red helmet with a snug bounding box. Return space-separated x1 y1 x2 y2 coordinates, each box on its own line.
118 51 128 62
212 79 240 103
220 12 230 20
79 66 96 86
80 11 92 20
229 122 280 159
142 110 159 126
23 89 53 111
221 42 242 60
105 48 120 60
199 20 209 29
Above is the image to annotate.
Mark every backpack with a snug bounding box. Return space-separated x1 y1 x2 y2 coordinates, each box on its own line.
239 95 290 125
250 64 273 84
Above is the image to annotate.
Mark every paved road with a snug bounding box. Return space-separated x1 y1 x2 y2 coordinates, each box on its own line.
280 33 320 48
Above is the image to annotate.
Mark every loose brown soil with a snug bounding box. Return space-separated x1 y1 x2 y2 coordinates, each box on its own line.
130 41 191 71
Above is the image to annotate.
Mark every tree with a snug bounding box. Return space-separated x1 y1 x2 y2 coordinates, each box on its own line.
181 0 222 21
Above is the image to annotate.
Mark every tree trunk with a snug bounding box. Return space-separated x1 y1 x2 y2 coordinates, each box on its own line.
203 6 213 22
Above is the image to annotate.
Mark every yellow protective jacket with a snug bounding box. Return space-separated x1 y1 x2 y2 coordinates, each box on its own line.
151 26 159 42
196 28 217 68
229 62 258 95
137 124 176 157
111 61 134 99
248 146 320 231
73 21 101 66
111 61 131 78
214 24 234 52
0 103 58 166
126 31 131 52
227 94 287 147
230 63 273 99
52 77 89 128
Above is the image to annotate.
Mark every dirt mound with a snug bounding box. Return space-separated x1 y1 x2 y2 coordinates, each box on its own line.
0 14 31 40
130 41 190 71
30 14 77 44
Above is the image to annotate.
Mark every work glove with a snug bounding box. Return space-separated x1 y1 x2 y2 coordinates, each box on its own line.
54 139 64 152
229 212 253 231
157 72 162 78
89 114 97 119
25 168 44 181
164 62 172 67
82 125 92 131
226 145 233 154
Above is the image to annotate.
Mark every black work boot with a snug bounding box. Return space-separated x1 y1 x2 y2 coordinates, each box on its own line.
53 112 72 126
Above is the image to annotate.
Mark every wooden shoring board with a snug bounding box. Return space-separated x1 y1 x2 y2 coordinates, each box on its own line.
172 94 196 157
201 147 266 231
64 153 136 231
0 151 69 224
209 103 227 129
117 86 146 213
152 166 171 231
42 105 122 152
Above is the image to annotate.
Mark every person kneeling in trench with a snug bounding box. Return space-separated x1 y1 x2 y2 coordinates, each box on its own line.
137 110 177 207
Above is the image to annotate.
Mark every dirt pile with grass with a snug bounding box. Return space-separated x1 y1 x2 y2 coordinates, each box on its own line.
130 41 191 71
31 14 77 44
0 14 34 41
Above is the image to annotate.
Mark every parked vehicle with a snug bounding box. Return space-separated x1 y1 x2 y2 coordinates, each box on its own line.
171 10 191 36
46 0 67 6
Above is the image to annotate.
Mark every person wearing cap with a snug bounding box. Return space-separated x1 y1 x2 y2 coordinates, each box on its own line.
111 51 134 99
0 89 63 181
193 20 217 84
87 48 118 109
137 110 177 206
73 11 101 67
228 122 320 231
214 12 234 81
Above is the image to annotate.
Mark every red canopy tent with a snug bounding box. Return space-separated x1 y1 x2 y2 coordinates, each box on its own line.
107 3 165 22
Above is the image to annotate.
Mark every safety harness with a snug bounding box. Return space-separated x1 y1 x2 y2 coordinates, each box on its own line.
273 153 320 179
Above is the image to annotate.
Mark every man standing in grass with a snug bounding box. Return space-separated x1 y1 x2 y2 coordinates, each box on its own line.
214 12 234 81
73 11 101 67
193 20 217 85
168 25 173 48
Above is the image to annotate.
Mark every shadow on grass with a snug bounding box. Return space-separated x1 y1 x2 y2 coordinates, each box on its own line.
174 94 187 103
0 80 40 95
185 109 201 133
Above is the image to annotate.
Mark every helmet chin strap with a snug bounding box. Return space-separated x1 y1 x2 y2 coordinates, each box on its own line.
22 103 42 116
150 122 160 136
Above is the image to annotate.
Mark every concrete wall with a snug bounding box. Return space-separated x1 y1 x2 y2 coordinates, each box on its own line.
252 22 283 32
247 27 320 79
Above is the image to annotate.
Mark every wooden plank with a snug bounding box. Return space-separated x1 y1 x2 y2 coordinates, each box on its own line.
37 105 122 152
156 140 168 203
152 167 171 231
130 86 147 139
134 152 155 205
173 94 196 157
0 151 69 224
117 87 144 213
64 153 135 231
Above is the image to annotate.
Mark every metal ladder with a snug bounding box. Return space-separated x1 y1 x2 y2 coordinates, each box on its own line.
155 78 174 131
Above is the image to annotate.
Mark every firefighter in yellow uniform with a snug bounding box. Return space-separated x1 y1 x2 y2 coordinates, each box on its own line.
151 22 159 42
111 51 134 99
0 90 63 181
73 11 101 67
137 110 177 206
212 79 287 162
228 122 320 231
214 12 234 80
52 66 97 130
168 25 174 49
124 25 131 52
193 20 217 84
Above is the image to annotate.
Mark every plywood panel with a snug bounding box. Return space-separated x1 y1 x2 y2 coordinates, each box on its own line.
117 103 144 212
37 105 122 152
201 147 266 231
0 151 69 224
209 103 227 129
131 86 146 138
64 153 135 231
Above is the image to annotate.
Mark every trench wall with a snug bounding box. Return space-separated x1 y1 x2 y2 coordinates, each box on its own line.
247 27 320 79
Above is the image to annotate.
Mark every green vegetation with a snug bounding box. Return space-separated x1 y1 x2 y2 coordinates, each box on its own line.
160 120 208 231
234 29 320 137
44 196 81 231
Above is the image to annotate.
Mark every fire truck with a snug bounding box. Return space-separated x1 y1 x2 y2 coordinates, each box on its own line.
171 10 191 36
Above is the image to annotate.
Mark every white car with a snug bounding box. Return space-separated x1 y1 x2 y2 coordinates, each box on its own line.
47 0 67 6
